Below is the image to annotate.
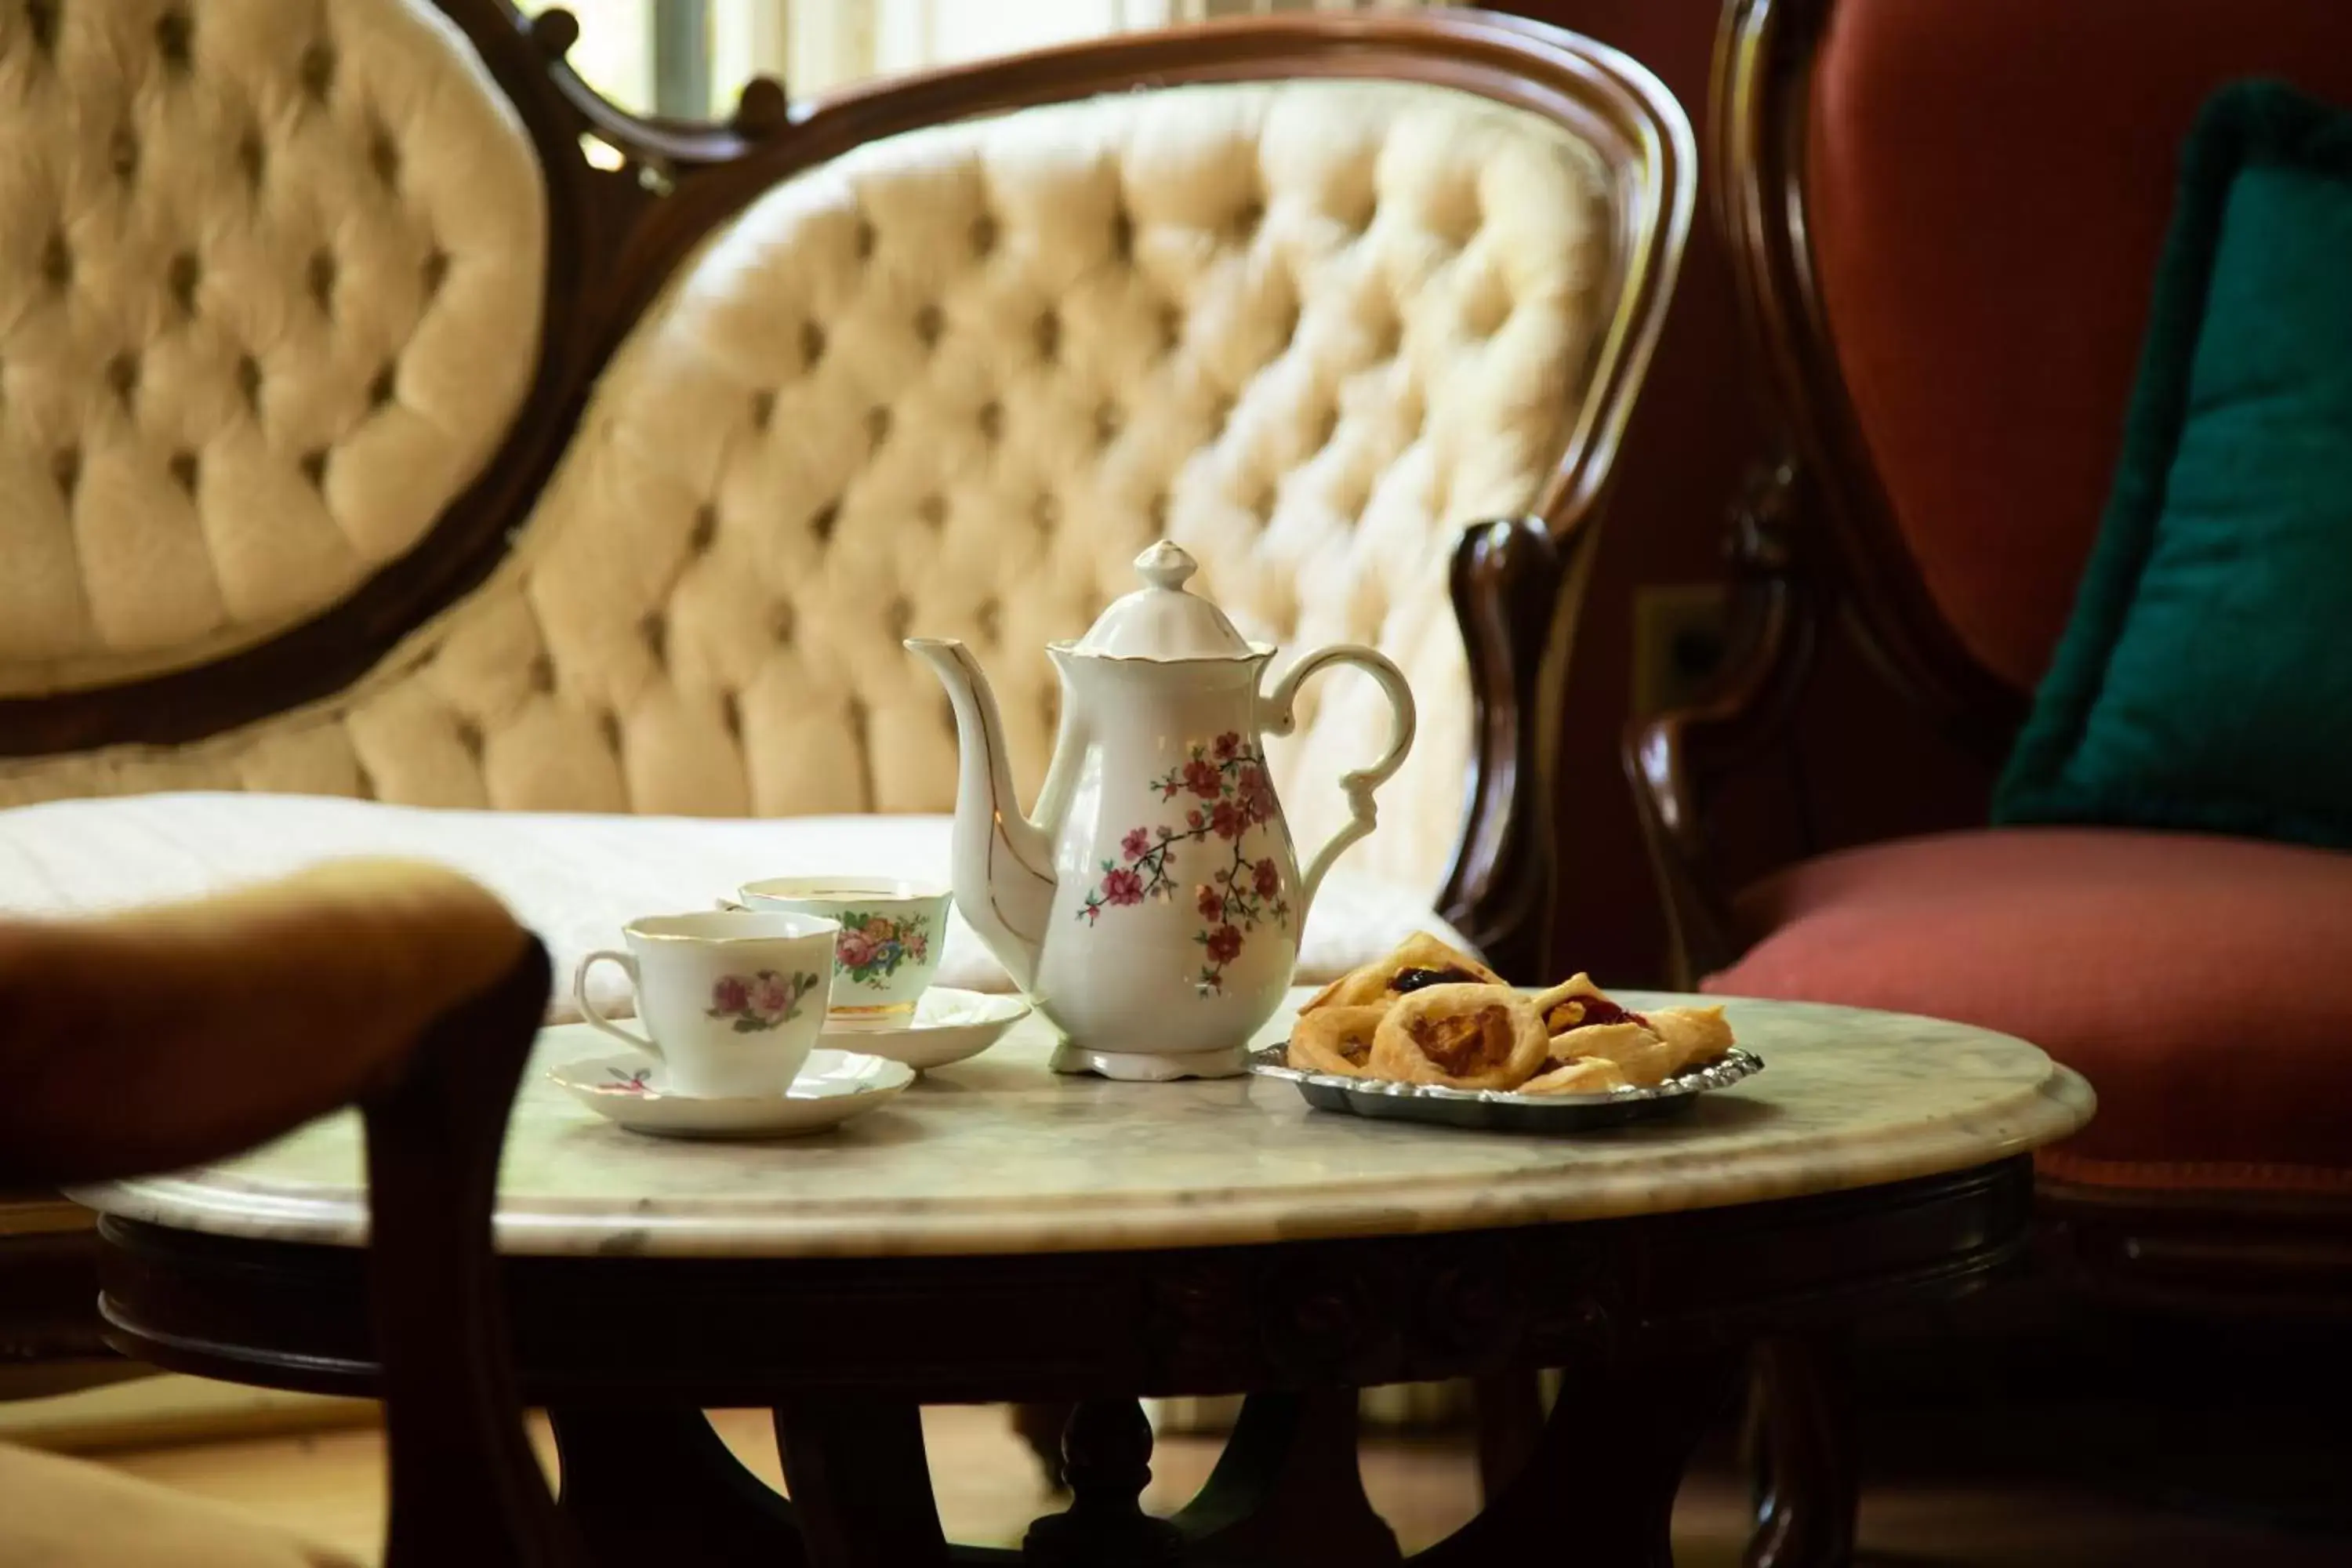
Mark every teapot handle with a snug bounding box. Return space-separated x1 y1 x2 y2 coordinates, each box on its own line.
1262 644 1417 927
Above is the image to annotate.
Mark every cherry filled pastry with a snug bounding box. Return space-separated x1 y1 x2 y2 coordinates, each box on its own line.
1290 935 1735 1094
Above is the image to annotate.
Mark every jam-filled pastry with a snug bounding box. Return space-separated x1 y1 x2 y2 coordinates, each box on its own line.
1520 1057 1631 1095
1543 1021 1679 1087
1530 973 1650 1036
1301 932 1507 1014
1368 985 1548 1090
1647 1005 1734 1073
1287 1004 1388 1077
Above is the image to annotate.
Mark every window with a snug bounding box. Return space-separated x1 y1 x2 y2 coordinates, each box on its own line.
528 1 1449 117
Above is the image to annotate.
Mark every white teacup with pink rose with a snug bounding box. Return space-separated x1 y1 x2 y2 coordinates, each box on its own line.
736 878 949 1031
572 910 837 1097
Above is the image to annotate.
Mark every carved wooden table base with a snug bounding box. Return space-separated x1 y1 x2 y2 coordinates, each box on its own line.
538 1363 1734 1568
94 1159 2034 1566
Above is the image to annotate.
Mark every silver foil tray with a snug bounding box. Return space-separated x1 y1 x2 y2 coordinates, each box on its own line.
1247 1044 1765 1133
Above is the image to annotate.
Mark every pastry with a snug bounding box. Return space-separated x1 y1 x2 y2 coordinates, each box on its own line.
1287 1004 1387 1077
1531 973 1650 1036
1544 1020 1679 1086
1300 932 1506 1014
1520 1057 1631 1094
1282 934 1737 1102
1647 1005 1734 1073
1367 984 1548 1091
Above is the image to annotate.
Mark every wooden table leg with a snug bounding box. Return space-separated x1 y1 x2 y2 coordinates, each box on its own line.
1011 1401 1076 1490
774 1396 950 1568
1417 1347 1742 1568
1745 1333 1857 1568
1173 1388 1400 1566
1021 1399 1182 1566
1472 1370 1546 1500
547 1405 804 1568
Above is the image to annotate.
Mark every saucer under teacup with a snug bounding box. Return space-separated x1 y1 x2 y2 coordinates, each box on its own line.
822 987 1029 1073
549 1035 912 1139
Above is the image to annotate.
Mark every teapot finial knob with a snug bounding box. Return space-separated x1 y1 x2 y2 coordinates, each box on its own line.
1073 539 1248 659
1134 539 1197 593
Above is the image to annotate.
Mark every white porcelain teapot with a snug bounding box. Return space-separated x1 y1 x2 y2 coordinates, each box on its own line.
906 542 1415 1080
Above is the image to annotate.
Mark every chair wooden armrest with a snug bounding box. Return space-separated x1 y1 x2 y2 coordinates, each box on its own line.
0 860 528 1185
1621 459 1822 985
361 916 578 1566
0 862 580 1566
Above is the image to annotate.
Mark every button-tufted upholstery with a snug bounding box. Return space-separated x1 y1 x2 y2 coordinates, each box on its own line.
0 77 1611 903
0 0 545 697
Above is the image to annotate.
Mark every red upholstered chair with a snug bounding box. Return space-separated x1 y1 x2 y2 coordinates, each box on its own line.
1632 0 2352 1319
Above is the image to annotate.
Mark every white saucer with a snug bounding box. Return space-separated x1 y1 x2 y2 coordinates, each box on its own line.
549 1041 913 1139
821 987 1030 1072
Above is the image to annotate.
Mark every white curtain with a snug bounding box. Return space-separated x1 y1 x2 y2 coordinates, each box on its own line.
538 2 1450 111
833 0 1449 95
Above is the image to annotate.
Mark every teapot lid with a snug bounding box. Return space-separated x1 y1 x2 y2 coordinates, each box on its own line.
1069 541 1258 661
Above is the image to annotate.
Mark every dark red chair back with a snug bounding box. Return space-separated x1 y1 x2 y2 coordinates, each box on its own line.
1723 0 2352 739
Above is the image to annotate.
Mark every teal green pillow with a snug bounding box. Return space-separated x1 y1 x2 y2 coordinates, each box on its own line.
1994 81 2352 849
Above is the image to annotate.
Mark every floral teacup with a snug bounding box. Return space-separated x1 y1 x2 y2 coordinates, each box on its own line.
572 910 836 1097
737 877 949 1031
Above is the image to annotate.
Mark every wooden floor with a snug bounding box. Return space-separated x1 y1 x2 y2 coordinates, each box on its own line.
88 1402 2350 1566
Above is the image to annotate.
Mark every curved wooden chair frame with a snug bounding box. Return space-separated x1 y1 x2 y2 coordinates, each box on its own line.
1627 0 2352 1325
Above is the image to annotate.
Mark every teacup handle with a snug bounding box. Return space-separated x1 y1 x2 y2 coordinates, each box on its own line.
1262 643 1417 930
573 949 662 1062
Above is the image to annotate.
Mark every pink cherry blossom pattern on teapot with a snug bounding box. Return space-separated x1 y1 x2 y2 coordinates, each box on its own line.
1079 731 1290 996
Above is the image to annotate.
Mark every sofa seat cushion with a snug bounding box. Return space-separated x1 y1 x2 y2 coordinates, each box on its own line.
0 1440 358 1566
0 793 1472 1024
1710 827 2352 1192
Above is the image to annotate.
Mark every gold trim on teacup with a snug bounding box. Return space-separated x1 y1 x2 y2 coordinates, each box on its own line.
624 911 840 943
739 877 951 902
826 1000 919 1032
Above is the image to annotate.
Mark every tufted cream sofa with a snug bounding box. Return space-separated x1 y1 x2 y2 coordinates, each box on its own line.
0 1 1692 1022
4 72 1588 887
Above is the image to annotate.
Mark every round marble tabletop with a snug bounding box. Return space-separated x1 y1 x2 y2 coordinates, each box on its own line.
78 991 2092 1259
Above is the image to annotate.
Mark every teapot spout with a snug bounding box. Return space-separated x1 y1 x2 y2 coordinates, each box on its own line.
904 637 1054 992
